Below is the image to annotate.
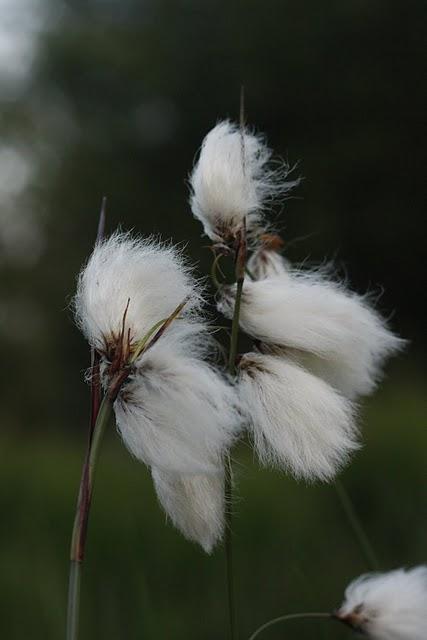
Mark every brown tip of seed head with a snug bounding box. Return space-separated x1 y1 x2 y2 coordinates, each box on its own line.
259 233 284 251
238 353 270 377
332 609 365 631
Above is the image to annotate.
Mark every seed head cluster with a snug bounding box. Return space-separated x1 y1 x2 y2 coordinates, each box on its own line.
75 232 240 552
74 119 404 558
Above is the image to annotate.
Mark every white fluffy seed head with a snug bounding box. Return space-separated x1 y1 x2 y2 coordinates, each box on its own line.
74 231 203 354
218 272 404 399
238 352 358 481
75 231 241 479
336 566 427 640
189 120 296 243
114 343 241 474
247 246 290 280
152 467 225 553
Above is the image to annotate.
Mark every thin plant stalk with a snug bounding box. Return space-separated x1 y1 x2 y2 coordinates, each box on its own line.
334 479 380 571
67 394 114 640
248 612 331 640
66 561 80 640
66 260 189 638
224 455 237 640
66 199 106 640
224 90 247 639
211 252 227 290
228 278 244 375
224 223 247 640
89 195 106 441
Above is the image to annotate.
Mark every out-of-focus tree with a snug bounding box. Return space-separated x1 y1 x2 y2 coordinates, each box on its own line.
0 0 424 433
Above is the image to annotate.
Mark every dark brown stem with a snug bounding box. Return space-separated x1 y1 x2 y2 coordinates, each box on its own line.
74 198 108 562
228 221 247 375
66 198 107 640
225 219 247 640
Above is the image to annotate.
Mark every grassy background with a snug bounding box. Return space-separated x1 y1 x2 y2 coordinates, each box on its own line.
2 365 425 639
1 1 425 637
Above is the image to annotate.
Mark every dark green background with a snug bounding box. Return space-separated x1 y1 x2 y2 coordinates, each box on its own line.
0 1 425 638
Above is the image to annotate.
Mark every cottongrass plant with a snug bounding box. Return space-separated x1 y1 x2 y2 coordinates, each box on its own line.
189 111 300 639
190 118 402 481
248 565 427 640
67 109 411 640
75 231 239 485
67 226 240 639
218 268 404 399
189 113 405 638
189 119 297 245
336 566 427 640
237 351 358 480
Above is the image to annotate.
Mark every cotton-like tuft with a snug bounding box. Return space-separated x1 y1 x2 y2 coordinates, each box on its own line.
74 231 203 355
152 467 225 553
189 120 296 243
74 230 241 542
114 343 241 474
336 566 427 640
247 245 290 280
238 352 358 481
218 272 404 399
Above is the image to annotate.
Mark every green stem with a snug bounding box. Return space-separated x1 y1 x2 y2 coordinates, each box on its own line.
225 455 237 640
334 479 379 571
66 395 113 640
211 253 226 290
131 296 189 363
245 266 255 280
66 561 81 640
248 613 331 640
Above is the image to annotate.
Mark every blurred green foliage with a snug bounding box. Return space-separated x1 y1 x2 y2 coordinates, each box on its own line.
0 0 425 638
1 375 426 639
0 0 424 434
